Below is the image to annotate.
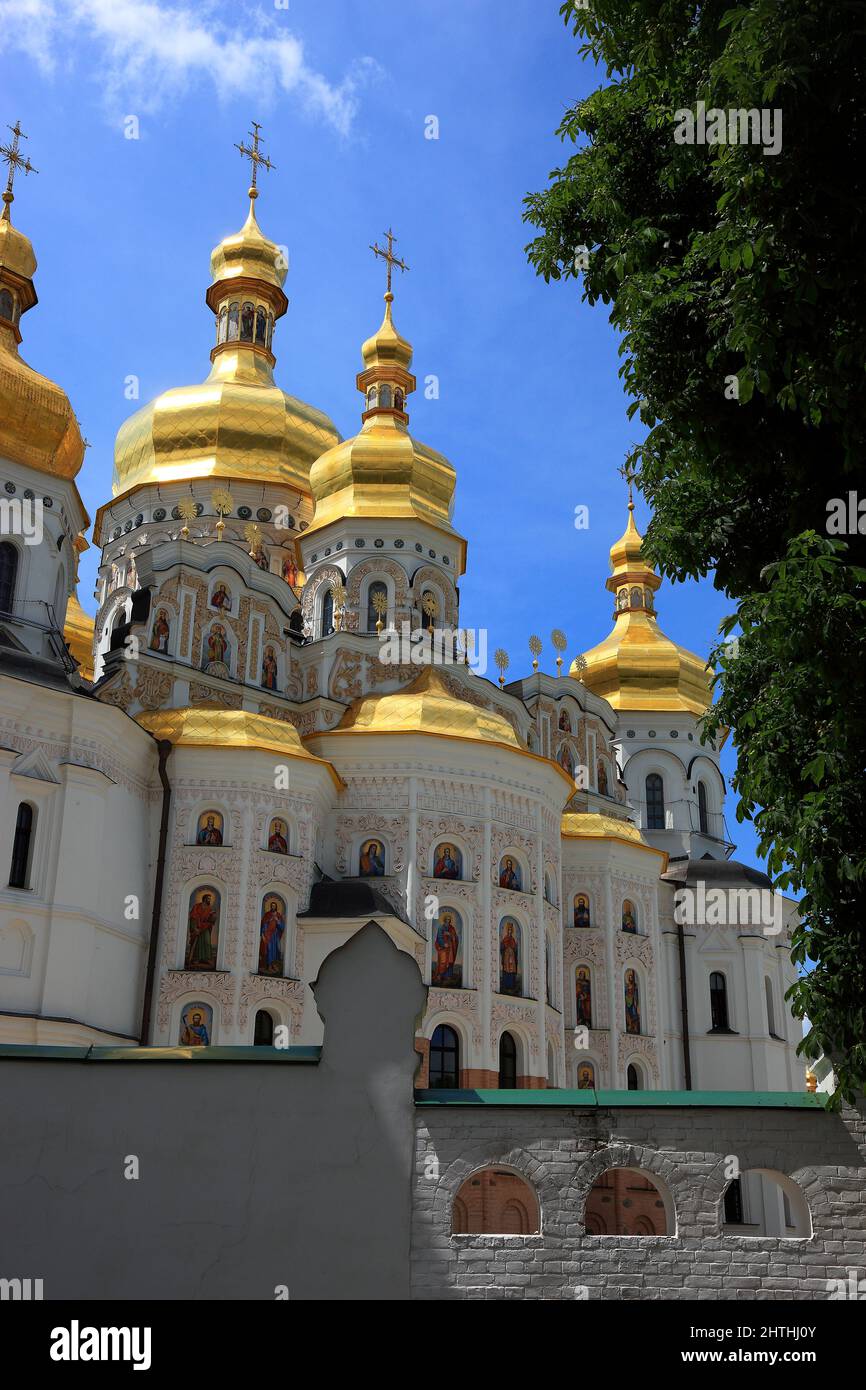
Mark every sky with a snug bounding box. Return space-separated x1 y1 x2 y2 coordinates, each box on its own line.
0 0 761 870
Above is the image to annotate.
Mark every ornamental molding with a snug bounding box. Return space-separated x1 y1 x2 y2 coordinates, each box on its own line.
237 973 305 1030
157 969 236 1028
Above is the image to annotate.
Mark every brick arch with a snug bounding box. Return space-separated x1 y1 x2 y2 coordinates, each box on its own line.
705 1148 823 1233
433 1150 547 1237
569 1144 679 1236
345 556 410 614
301 565 345 635
409 565 458 626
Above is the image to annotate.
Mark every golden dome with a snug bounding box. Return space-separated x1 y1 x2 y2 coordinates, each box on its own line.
0 198 85 480
331 666 523 747
305 292 464 564
134 705 343 787
112 192 338 498
572 502 712 717
63 591 95 680
209 195 287 294
561 811 668 866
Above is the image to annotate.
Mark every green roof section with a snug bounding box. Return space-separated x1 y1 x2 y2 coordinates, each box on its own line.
0 1043 322 1064
415 1088 827 1109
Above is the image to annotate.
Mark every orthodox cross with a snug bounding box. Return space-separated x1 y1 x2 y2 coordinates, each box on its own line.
235 121 274 193
1 120 37 215
618 461 636 509
370 227 409 294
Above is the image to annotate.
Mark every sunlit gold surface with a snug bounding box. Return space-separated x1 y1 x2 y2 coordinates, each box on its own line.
360 293 412 372
561 811 668 866
63 591 95 680
112 344 339 496
573 504 712 716
330 666 522 745
209 198 287 294
0 324 84 478
134 705 343 787
0 210 36 281
306 412 460 540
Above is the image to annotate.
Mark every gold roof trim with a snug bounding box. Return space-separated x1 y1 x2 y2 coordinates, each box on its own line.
134 705 344 788
63 591 95 681
561 811 669 865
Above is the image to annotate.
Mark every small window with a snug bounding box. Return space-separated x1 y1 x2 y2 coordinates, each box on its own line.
0 288 13 321
394 387 404 411
710 971 729 1030
321 588 334 637
645 773 665 830
0 541 19 613
255 305 267 345
698 780 709 834
240 301 255 342
366 385 377 410
499 1031 518 1088
254 1009 275 1046
366 579 388 633
9 802 35 889
266 314 274 348
227 302 240 340
429 1024 459 1088
379 384 393 409
627 1062 641 1091
630 586 643 608
765 977 777 1037
217 305 228 343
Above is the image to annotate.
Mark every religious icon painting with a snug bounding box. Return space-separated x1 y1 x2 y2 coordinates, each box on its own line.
431 908 463 989
622 898 637 933
625 968 641 1035
577 1061 595 1090
432 842 462 880
179 1001 213 1047
281 554 298 588
267 817 289 855
597 760 609 796
575 966 592 1029
149 607 170 653
359 838 385 877
185 886 220 971
204 623 229 669
498 855 522 892
498 916 522 996
573 893 591 929
261 644 279 691
259 893 287 976
195 811 224 846
558 744 575 777
210 581 233 613
558 709 572 732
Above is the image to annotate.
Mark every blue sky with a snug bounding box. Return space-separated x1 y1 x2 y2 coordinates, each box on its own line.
0 0 761 870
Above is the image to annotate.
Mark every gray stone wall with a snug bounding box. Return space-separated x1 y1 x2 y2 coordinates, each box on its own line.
412 1102 866 1299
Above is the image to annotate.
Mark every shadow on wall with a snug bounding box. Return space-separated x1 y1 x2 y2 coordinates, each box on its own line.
0 921 428 1301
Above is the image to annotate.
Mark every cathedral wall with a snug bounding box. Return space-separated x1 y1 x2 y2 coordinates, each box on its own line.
412 1099 866 1300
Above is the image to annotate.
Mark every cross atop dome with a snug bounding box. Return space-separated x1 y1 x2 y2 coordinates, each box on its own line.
369 227 409 297
1 120 38 221
234 120 274 202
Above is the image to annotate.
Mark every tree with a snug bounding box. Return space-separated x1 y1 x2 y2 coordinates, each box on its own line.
524 0 866 1100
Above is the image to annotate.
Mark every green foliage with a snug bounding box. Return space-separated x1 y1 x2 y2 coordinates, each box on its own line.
525 0 866 1100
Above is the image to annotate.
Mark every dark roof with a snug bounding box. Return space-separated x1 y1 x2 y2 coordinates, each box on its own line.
298 877 414 929
661 856 772 891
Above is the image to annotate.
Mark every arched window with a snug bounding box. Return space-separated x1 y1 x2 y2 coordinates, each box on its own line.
698 780 709 834
366 385 377 410
217 305 228 343
254 1009 275 1046
498 1031 518 1088
366 579 388 632
630 586 643 607
627 1062 641 1091
266 314 274 348
255 305 267 345
240 301 255 341
547 1042 557 1087
451 1168 540 1234
227 302 240 341
0 288 13 321
421 587 438 630
710 971 729 1031
765 978 777 1037
645 772 665 829
9 802 35 889
379 384 393 409
723 1178 744 1224
429 1024 460 1088
321 587 334 637
0 541 19 613
585 1168 669 1236
394 387 404 411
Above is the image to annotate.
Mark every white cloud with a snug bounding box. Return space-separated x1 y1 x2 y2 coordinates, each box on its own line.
0 0 376 135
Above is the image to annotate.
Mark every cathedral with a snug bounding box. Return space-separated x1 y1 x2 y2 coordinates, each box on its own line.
0 123 802 1102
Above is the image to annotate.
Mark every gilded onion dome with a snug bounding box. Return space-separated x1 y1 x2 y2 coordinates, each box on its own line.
0 189 85 479
134 705 343 789
305 291 464 562
572 500 712 716
330 666 524 748
112 187 339 498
